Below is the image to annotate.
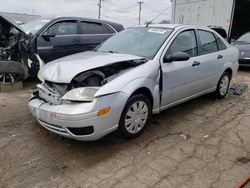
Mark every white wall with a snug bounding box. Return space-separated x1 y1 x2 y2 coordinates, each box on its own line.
171 0 235 33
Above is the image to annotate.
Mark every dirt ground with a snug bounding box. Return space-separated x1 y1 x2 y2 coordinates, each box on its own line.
0 70 250 188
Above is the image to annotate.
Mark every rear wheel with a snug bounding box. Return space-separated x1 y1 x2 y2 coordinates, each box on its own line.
118 94 151 138
214 72 231 99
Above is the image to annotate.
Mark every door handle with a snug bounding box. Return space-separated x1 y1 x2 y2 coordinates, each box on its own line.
218 55 223 59
72 39 80 43
192 61 200 67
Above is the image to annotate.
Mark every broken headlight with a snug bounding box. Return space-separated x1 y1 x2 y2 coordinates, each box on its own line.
37 70 45 83
62 87 100 102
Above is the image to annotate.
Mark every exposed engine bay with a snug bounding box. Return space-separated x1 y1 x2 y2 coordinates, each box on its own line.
0 16 41 83
70 59 147 89
36 59 147 104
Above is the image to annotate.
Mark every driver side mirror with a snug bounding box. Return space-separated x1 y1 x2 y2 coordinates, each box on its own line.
42 30 56 39
163 52 190 63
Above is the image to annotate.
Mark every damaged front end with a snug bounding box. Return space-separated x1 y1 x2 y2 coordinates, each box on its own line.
33 58 147 105
0 15 41 83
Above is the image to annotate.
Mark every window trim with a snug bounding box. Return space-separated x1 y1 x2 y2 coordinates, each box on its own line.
80 21 113 35
196 29 220 55
215 34 227 51
41 20 79 36
164 29 199 58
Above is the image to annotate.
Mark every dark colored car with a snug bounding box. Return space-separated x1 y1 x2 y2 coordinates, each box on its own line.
233 32 250 67
208 26 228 40
0 15 36 83
22 17 124 62
0 16 124 83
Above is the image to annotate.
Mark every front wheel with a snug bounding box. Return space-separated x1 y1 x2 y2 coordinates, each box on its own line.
118 94 152 138
214 72 231 99
0 61 26 83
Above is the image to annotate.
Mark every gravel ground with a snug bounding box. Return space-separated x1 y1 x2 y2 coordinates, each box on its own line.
0 70 250 188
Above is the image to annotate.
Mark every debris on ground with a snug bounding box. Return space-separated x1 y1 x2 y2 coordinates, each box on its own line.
236 157 250 164
230 83 248 95
179 133 191 140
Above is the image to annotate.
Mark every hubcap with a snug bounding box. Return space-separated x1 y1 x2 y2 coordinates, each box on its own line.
219 75 229 96
0 73 19 83
125 101 149 134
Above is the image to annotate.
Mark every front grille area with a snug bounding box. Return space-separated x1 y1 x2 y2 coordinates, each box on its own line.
38 120 69 135
239 50 250 57
37 84 62 105
239 59 250 65
67 126 94 136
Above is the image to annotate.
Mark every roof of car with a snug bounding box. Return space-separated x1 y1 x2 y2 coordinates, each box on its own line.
136 24 197 29
137 24 214 31
52 16 123 27
147 24 183 28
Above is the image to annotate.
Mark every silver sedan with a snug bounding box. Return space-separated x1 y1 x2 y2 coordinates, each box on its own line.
28 24 239 141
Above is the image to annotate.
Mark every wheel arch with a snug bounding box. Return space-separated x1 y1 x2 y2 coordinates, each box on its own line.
130 87 154 107
224 68 233 80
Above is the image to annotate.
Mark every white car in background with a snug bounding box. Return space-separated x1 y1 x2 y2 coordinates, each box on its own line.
29 24 239 141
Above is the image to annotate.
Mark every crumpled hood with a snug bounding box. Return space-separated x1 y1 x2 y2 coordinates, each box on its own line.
0 15 26 35
41 51 144 83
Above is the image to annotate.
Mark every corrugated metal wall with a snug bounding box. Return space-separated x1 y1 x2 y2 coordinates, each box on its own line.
172 0 235 33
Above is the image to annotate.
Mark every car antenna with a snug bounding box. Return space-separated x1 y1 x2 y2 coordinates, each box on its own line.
145 5 171 27
145 21 152 27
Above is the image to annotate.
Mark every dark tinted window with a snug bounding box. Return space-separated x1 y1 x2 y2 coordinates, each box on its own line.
209 27 227 39
48 21 77 35
80 22 110 34
168 30 198 57
217 37 227 50
198 30 218 54
105 25 116 33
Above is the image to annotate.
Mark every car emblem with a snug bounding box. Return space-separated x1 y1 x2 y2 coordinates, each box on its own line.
241 52 245 56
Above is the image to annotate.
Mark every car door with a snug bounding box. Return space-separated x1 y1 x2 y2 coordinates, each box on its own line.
78 21 114 51
36 20 81 63
161 29 202 108
195 30 225 90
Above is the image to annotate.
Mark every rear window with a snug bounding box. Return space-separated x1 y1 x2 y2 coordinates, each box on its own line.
217 37 227 50
80 22 110 34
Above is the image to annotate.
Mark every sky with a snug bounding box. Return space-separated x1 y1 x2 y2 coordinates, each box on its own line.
0 0 172 27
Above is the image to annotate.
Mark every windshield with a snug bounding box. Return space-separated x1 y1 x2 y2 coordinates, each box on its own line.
96 27 173 59
22 18 51 35
237 33 250 43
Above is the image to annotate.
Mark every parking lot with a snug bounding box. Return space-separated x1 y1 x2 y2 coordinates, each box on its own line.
0 69 249 188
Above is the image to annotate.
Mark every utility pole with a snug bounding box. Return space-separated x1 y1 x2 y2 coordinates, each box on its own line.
98 0 103 19
138 1 143 26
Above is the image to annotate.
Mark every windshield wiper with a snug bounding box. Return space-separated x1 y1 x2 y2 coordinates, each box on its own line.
108 50 119 54
94 50 119 54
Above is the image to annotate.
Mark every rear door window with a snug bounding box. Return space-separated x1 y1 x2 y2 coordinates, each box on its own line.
198 30 218 55
80 22 110 34
216 37 227 50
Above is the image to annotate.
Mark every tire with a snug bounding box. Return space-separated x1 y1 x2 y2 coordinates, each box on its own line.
0 60 26 83
214 72 231 99
118 94 152 138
